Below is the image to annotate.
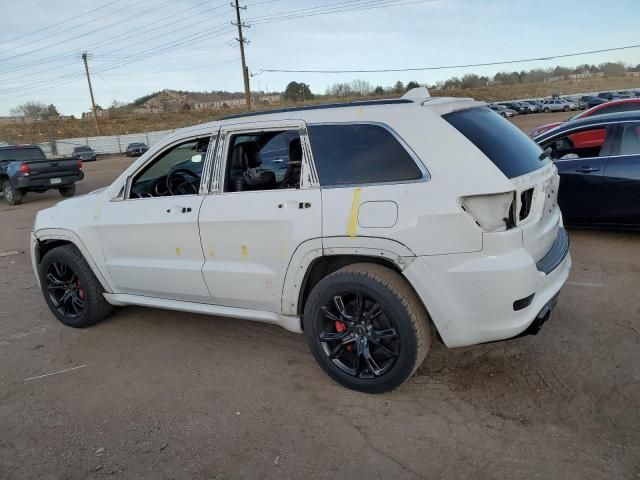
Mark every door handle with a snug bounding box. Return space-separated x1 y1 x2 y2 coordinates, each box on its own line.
575 166 600 173
278 202 312 209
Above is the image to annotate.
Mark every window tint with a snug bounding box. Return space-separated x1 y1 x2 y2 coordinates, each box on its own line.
224 129 302 192
0 147 46 162
307 124 422 186
618 123 640 155
597 103 628 115
444 107 547 178
541 127 610 159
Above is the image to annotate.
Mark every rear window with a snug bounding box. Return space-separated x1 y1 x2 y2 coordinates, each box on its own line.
0 147 46 162
308 124 423 186
443 107 548 178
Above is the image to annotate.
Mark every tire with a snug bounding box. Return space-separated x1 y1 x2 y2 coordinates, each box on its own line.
2 181 23 205
39 245 114 328
501 112 507 117
59 185 76 198
303 263 431 393
544 107 550 113
563 106 570 112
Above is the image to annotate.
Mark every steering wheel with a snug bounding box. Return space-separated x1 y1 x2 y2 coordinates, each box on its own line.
151 176 170 196
166 168 200 195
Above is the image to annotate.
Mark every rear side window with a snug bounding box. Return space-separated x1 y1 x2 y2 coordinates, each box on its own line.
444 107 548 178
0 147 46 162
308 124 423 186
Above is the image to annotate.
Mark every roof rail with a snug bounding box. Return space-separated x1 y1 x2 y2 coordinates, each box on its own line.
221 98 413 120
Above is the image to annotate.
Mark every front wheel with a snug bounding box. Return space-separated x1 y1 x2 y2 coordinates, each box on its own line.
544 107 550 113
303 263 430 393
2 182 23 205
59 185 76 197
39 245 114 328
563 106 570 112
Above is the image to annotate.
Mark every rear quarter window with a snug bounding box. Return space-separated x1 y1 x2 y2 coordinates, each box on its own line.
443 107 548 178
307 124 423 186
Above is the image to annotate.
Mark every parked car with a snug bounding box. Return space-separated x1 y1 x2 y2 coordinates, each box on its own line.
523 100 543 112
581 95 608 108
598 92 622 101
30 94 570 393
125 142 149 157
489 103 516 117
529 98 640 137
534 111 640 228
540 99 572 112
501 102 530 114
0 144 83 205
72 145 97 161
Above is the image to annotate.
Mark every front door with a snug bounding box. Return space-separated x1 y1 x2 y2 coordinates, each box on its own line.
198 121 322 313
98 134 216 302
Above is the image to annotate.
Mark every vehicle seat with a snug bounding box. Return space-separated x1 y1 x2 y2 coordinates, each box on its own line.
228 142 276 192
619 126 640 155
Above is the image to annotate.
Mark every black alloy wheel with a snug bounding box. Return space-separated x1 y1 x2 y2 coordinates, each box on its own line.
45 261 85 318
318 292 400 378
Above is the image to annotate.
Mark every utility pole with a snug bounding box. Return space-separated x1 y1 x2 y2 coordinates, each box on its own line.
232 0 252 111
81 52 100 135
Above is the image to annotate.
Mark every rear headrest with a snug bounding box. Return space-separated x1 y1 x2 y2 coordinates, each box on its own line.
231 142 261 170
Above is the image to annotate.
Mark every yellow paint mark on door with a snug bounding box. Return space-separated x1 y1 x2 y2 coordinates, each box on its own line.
175 247 182 256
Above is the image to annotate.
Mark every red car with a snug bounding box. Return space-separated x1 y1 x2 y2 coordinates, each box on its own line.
529 98 640 141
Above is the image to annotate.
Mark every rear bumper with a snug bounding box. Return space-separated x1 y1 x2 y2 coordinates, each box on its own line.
15 173 83 190
403 228 571 348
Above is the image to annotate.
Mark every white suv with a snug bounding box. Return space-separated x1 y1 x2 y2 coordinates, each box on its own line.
31 89 571 393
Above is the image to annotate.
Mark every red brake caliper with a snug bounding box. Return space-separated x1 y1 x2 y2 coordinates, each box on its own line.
334 320 353 351
74 276 84 300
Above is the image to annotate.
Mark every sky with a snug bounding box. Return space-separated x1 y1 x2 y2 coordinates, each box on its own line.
1 0 639 116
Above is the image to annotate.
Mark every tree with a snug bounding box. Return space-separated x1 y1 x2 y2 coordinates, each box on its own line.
406 81 420 91
598 62 626 76
373 86 385 95
284 81 313 102
393 81 404 94
46 104 60 117
9 101 49 119
327 82 353 98
350 79 372 96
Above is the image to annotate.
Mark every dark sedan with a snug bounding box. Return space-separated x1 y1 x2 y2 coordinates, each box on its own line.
126 142 149 157
72 145 97 161
501 102 530 114
534 111 640 229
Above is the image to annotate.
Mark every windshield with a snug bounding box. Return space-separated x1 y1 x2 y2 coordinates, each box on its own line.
0 147 46 162
74 146 91 152
444 107 548 179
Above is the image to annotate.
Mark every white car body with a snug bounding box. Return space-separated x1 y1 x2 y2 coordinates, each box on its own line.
31 91 570 348
540 99 572 112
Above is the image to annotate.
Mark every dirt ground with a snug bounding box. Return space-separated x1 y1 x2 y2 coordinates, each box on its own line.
1 113 639 479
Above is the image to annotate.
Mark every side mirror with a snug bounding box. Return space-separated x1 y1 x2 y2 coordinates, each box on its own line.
191 154 203 163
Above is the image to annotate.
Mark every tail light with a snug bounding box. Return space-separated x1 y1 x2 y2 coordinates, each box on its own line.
461 192 516 232
19 163 30 175
77 159 83 170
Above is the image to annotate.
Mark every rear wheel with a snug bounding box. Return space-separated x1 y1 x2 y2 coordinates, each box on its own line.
59 185 76 198
544 107 550 113
2 182 23 205
303 263 430 393
39 245 114 328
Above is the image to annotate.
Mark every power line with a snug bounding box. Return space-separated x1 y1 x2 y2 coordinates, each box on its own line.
254 43 640 75
2 0 123 45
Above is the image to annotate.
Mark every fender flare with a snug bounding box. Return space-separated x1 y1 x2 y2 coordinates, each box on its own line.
33 228 115 293
280 236 417 316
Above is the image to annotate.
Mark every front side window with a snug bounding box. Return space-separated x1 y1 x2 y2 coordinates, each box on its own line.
224 129 302 192
129 137 209 198
541 127 610 160
307 124 423 186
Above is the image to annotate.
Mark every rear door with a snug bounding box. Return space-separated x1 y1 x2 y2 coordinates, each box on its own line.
601 121 640 226
541 124 616 224
198 120 322 313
